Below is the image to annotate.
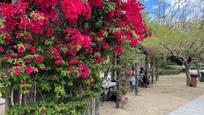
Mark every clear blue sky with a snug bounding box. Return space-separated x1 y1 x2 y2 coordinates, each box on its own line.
143 0 158 12
142 0 169 13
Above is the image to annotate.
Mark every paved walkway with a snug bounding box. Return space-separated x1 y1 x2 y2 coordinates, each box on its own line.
100 74 204 115
168 95 204 115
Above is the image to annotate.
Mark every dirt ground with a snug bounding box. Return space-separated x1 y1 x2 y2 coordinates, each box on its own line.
0 104 4 115
99 74 204 115
0 74 204 115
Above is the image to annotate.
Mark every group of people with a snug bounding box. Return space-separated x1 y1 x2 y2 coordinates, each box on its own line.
139 67 150 88
128 67 150 95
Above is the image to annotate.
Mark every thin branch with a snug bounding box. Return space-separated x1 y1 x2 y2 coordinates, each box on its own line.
10 87 14 106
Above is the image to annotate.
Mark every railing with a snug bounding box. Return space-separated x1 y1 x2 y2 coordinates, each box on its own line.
82 98 99 115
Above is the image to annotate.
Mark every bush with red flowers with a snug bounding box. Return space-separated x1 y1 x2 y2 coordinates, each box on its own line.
0 0 149 114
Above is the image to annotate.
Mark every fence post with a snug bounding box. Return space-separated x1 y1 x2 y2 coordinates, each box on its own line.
91 98 95 115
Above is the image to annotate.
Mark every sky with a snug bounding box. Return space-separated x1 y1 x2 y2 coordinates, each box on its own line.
142 0 204 22
143 0 161 12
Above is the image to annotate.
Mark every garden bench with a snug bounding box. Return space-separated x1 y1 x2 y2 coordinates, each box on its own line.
101 81 117 101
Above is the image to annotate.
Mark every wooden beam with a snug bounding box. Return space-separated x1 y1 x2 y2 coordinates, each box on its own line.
116 55 120 109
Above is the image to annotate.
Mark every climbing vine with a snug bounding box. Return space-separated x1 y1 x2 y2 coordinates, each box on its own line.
0 0 149 114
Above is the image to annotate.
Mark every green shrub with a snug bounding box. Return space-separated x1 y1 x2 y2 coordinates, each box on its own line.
159 64 183 75
158 68 183 75
7 101 88 115
190 63 204 69
159 60 177 68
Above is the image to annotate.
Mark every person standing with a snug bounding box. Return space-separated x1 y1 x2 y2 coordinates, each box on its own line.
139 67 145 87
134 70 139 95
128 68 133 90
130 73 136 92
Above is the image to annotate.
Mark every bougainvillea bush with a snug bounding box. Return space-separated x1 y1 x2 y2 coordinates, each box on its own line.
0 0 149 114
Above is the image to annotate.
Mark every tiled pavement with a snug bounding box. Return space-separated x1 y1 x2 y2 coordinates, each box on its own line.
168 95 204 115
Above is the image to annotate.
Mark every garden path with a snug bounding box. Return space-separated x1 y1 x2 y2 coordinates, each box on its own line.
100 74 204 115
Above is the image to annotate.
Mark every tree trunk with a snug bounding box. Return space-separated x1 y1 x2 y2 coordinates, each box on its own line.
145 53 149 76
184 63 191 86
150 57 154 84
155 58 159 81
111 53 116 81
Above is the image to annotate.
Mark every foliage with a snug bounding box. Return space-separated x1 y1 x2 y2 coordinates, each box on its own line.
0 0 149 114
190 63 204 70
159 60 183 75
141 23 167 58
158 68 183 75
119 45 141 69
159 22 203 61
120 73 130 95
143 21 204 59
159 60 177 67
7 101 88 115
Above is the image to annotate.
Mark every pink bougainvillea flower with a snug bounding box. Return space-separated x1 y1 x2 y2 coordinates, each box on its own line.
79 65 90 79
107 11 115 20
23 44 28 48
5 35 12 44
7 69 11 74
68 67 74 73
34 55 44 64
62 0 91 24
0 47 4 52
88 0 104 8
30 46 36 54
80 35 92 48
50 48 60 59
18 63 23 67
14 43 28 53
103 43 110 50
46 29 54 37
114 46 123 55
95 56 104 64
25 59 32 64
25 67 33 75
25 67 38 75
69 58 79 65
8 53 16 58
14 67 22 76
55 57 63 65
130 39 138 47
18 47 25 53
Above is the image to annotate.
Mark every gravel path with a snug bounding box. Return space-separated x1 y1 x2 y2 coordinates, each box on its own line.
100 74 204 115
